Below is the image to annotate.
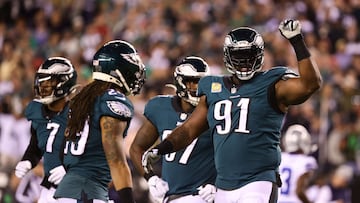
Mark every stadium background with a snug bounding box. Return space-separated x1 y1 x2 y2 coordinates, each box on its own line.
0 0 359 202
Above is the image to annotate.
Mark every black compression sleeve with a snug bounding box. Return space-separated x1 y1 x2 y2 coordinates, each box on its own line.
117 187 135 203
143 170 155 181
22 127 43 167
155 139 174 155
289 34 311 61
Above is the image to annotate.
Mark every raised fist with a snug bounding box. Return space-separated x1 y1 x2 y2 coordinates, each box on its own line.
279 19 302 39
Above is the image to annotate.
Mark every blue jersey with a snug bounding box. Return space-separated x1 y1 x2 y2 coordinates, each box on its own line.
24 101 68 177
197 67 289 190
63 89 134 188
144 95 216 196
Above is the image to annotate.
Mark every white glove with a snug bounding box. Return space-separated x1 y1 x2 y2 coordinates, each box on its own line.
48 165 66 185
279 19 302 39
198 184 216 203
147 175 169 200
142 148 160 174
15 160 32 178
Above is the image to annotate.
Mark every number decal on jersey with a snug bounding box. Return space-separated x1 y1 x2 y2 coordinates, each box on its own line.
280 167 292 194
214 98 250 134
64 121 90 155
46 122 60 153
108 89 121 96
162 130 198 164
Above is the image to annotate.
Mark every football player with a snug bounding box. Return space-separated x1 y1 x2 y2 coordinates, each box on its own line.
278 124 318 203
130 56 216 203
142 19 322 203
15 57 78 203
54 40 145 203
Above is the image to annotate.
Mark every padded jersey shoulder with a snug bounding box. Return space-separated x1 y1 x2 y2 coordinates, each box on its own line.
145 95 173 111
24 100 44 121
97 89 134 120
144 95 174 120
263 66 296 79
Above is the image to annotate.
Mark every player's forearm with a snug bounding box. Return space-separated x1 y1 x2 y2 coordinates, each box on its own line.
151 122 200 156
291 35 322 92
22 133 42 167
111 164 133 190
112 166 135 203
165 126 193 152
129 146 147 176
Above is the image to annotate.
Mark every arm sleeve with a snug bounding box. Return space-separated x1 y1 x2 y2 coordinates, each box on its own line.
21 127 43 168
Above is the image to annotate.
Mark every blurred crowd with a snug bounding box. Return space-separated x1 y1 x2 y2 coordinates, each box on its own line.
1 0 360 202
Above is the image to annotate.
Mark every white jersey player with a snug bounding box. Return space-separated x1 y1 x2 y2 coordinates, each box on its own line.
278 124 318 203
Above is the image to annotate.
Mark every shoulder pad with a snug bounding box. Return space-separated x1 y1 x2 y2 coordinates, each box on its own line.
105 100 132 118
24 100 43 120
98 89 134 119
145 95 172 110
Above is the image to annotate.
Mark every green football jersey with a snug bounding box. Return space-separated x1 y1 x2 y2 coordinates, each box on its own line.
144 95 216 196
24 101 68 178
56 89 134 201
197 67 289 190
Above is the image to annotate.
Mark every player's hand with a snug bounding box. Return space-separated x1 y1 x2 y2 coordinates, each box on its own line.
279 19 302 39
48 165 66 185
142 148 160 174
15 160 32 178
198 184 216 203
147 175 169 200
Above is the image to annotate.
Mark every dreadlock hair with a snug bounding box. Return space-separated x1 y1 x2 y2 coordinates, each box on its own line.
66 80 117 141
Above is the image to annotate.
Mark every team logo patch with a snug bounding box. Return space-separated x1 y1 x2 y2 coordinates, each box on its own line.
106 101 132 118
211 82 222 93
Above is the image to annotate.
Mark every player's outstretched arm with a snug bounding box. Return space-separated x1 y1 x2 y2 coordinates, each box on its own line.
277 19 322 108
148 96 209 156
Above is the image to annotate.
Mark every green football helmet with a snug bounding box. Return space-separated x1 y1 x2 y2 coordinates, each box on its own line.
34 57 77 104
224 27 264 80
174 56 210 106
92 40 146 95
